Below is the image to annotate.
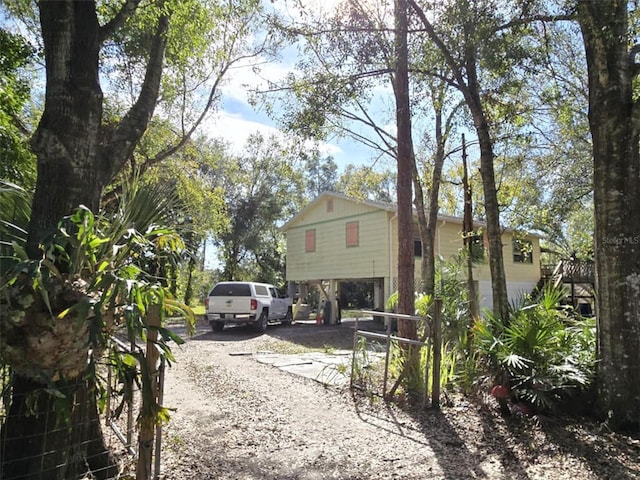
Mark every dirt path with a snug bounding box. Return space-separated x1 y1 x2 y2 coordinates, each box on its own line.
159 321 640 480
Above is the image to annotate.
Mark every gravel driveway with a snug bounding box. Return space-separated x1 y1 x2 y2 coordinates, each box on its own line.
159 319 640 480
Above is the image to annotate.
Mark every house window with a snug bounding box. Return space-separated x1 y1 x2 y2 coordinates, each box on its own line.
414 240 422 257
346 221 359 247
513 239 533 263
305 229 316 252
469 234 485 262
326 198 334 213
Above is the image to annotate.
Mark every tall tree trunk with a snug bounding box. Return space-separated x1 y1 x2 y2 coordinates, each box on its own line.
184 255 196 305
413 162 431 293
474 119 508 322
1 6 113 478
393 0 422 400
577 0 640 431
461 135 480 320
408 0 509 322
464 51 509 323
461 135 480 351
394 0 415 330
27 1 104 255
414 95 446 297
1 2 170 477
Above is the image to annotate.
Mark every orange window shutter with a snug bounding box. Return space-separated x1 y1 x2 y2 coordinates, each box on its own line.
346 221 359 247
305 229 316 252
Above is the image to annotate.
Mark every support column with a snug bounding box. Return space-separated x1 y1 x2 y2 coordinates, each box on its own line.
328 279 336 324
374 279 385 310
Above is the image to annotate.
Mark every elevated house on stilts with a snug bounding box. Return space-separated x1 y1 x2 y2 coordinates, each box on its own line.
282 192 557 323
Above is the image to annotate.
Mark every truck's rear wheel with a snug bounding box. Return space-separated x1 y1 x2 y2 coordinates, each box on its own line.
211 321 225 332
254 311 268 332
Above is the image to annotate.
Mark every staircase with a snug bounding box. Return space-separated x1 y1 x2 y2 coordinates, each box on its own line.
536 259 595 312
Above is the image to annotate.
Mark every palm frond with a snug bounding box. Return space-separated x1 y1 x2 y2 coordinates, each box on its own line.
0 180 32 271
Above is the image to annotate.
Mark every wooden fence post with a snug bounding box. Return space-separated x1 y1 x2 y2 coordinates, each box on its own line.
137 304 161 480
431 298 442 409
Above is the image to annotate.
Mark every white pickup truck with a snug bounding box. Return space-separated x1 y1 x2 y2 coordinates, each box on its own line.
204 281 293 332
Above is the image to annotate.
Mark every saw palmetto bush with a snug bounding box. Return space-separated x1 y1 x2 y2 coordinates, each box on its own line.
473 283 596 411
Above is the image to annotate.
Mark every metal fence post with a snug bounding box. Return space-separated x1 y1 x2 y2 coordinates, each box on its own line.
382 313 392 399
350 315 360 389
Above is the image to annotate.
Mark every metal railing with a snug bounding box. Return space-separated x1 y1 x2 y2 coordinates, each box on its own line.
350 299 442 409
542 260 595 285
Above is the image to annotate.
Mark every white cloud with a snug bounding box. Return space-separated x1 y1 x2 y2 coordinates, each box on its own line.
204 111 279 152
221 56 296 105
204 110 343 158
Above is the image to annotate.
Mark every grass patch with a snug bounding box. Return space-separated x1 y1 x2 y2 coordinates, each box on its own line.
344 309 369 318
256 340 316 354
256 340 343 355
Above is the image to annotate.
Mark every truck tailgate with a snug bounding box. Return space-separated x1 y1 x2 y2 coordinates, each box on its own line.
208 297 254 315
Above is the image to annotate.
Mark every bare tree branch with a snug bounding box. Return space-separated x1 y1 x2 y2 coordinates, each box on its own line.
494 14 575 33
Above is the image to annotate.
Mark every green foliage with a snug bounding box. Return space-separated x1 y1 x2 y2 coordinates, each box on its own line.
97 0 270 180
386 261 596 412
213 133 306 283
384 292 431 401
433 255 472 342
351 335 384 398
1 177 195 426
385 256 472 397
0 180 31 273
336 165 395 203
303 151 339 199
0 27 36 186
180 267 218 307
562 202 595 259
473 283 596 410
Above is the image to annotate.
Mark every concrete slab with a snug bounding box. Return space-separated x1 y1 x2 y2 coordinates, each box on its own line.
253 350 354 386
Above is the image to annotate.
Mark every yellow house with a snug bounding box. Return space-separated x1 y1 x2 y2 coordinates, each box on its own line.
282 191 542 320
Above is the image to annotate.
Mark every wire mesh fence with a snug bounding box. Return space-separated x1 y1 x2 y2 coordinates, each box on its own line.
1 376 121 479
0 335 165 480
104 336 166 480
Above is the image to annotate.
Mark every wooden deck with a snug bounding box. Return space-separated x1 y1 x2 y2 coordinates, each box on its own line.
541 259 595 286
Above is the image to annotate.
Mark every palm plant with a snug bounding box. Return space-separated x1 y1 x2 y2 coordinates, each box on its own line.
434 255 471 344
0 175 195 477
385 256 474 400
0 180 31 273
474 283 596 411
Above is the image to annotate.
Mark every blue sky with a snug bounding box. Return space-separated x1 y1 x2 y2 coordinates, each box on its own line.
198 0 398 174
1 0 394 173
203 67 390 172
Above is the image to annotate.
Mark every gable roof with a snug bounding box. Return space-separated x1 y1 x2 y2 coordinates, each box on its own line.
282 190 544 238
281 191 395 231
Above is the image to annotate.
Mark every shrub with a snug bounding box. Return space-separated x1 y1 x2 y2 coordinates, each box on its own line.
473 283 596 411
